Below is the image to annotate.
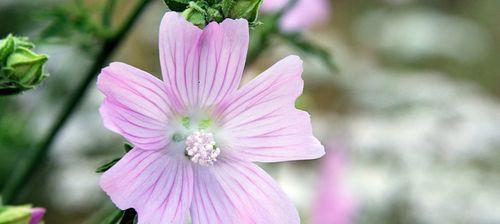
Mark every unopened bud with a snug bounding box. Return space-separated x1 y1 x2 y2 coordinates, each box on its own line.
0 34 48 95
0 205 45 224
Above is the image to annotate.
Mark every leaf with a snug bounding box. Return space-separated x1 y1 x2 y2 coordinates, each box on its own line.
163 0 191 12
96 143 133 173
95 158 121 173
220 0 235 16
123 142 133 152
230 0 263 24
100 209 123 224
280 32 338 72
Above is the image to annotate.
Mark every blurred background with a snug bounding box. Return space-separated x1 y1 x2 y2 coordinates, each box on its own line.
1 0 500 223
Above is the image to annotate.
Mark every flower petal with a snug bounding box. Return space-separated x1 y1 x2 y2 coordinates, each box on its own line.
159 12 249 110
260 0 331 31
260 0 289 11
217 56 325 162
29 208 45 224
312 149 357 224
100 148 193 224
97 62 173 150
280 0 331 31
190 158 299 224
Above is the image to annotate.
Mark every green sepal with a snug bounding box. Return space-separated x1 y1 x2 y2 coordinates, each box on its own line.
3 47 48 88
0 35 15 64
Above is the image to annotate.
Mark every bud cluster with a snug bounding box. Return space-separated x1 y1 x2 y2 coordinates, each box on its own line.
0 34 48 95
164 0 263 27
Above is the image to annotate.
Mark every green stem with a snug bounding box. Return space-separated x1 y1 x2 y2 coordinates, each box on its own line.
102 0 118 28
1 0 152 203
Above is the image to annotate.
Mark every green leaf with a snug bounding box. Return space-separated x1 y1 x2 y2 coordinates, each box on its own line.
163 0 191 12
207 7 223 22
280 32 338 72
220 0 235 16
96 142 133 173
230 0 263 24
100 209 123 224
123 142 133 152
95 158 121 173
37 2 108 49
181 2 208 27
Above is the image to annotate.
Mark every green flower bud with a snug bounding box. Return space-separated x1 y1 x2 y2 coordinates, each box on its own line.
0 35 48 95
0 205 32 224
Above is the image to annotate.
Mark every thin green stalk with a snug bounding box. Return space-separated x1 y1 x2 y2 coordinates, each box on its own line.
1 0 152 203
102 0 118 28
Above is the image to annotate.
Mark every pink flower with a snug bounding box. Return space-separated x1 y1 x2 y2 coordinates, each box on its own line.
261 0 331 31
97 12 324 223
311 148 356 224
29 207 45 224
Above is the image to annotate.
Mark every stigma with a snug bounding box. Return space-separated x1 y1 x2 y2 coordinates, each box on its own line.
185 130 220 166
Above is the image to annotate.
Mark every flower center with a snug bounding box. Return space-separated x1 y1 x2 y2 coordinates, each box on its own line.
184 130 220 166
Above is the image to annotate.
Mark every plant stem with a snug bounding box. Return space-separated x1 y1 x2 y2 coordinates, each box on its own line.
245 0 298 66
1 0 152 203
102 0 117 28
